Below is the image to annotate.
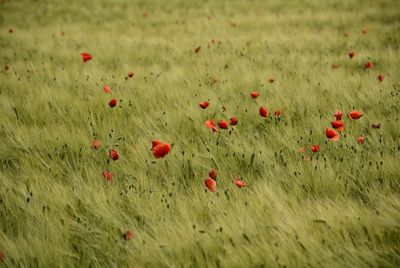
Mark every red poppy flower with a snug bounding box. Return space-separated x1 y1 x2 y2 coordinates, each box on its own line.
109 149 120 160
326 128 340 141
357 136 365 144
102 171 113 181
152 142 171 159
123 230 135 240
209 169 218 180
152 140 163 149
251 91 260 98
92 140 102 149
259 106 269 117
235 179 247 188
311 145 320 153
268 78 275 84
348 51 355 59
349 110 363 120
205 178 217 192
80 52 93 62
378 74 384 82
103 85 112 93
230 117 238 126
128 71 135 78
334 110 343 120
0 251 4 262
218 120 229 129
274 110 283 117
199 101 209 109
109 98 117 108
331 120 345 131
205 119 218 133
365 61 373 69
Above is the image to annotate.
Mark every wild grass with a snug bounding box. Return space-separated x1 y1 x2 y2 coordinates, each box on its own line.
1 0 400 267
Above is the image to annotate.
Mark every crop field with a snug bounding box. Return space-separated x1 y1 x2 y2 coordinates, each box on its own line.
1 0 400 267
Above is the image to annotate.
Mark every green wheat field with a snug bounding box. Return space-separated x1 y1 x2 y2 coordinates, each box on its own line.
1 0 400 267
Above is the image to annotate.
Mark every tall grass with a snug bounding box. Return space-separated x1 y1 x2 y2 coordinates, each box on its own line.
1 0 400 267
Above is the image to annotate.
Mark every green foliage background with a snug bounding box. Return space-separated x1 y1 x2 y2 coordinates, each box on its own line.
1 0 399 267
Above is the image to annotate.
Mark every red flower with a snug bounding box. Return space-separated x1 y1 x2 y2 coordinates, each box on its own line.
92 140 102 150
357 136 365 144
152 140 163 149
251 91 260 98
348 51 355 59
334 110 343 120
235 179 247 188
152 142 171 159
109 98 117 108
0 251 4 262
365 61 373 69
349 110 363 120
199 101 209 109
218 120 229 129
103 85 112 93
123 230 135 240
259 106 269 117
209 169 218 180
230 117 238 126
205 119 218 133
378 74 384 82
274 110 283 117
109 149 120 161
311 145 320 153
205 178 217 192
80 52 93 63
102 171 113 181
331 120 345 131
268 78 275 84
326 128 340 141
128 71 135 78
